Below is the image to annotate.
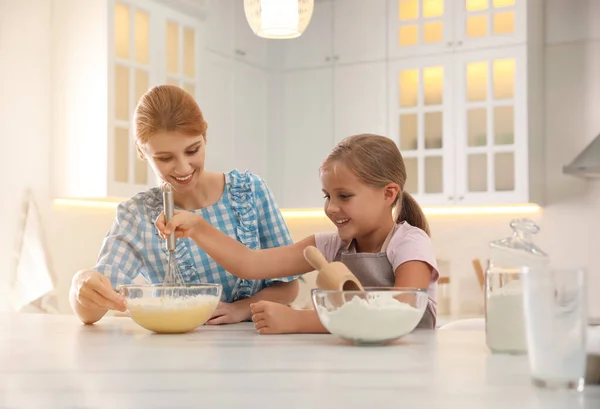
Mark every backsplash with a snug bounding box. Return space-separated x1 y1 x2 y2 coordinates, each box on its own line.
43 188 599 319
284 189 600 318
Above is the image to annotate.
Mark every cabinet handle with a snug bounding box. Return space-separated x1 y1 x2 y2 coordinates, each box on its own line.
235 49 246 56
458 196 464 201
448 196 454 201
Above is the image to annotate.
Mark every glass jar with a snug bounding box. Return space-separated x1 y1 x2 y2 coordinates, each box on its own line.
485 218 548 354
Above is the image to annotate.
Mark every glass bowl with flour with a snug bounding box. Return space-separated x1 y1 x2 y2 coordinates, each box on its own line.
312 287 428 345
119 284 222 334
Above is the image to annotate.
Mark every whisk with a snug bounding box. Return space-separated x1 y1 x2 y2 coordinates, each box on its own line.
162 183 185 287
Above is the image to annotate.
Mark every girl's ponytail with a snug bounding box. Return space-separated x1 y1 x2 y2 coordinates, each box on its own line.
396 191 430 236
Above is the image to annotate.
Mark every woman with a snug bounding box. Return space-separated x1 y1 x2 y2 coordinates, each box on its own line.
70 85 299 325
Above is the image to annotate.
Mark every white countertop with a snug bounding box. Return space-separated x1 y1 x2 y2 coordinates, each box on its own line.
1 313 599 409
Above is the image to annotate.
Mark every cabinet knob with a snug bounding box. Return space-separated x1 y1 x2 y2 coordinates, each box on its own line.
458 196 464 201
457 41 463 46
446 41 453 47
448 196 454 201
325 56 331 62
333 55 339 61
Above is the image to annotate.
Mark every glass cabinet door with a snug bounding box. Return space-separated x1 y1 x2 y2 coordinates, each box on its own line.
165 21 199 99
111 1 152 190
455 0 526 50
388 0 453 58
455 46 527 204
388 56 454 205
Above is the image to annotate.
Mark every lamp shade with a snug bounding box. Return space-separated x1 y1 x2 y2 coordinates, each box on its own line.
243 0 314 39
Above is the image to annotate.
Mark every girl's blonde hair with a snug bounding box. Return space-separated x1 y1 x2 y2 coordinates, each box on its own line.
321 134 430 236
133 85 208 148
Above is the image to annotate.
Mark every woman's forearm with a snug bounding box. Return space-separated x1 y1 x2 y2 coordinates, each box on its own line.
256 280 299 305
234 281 299 318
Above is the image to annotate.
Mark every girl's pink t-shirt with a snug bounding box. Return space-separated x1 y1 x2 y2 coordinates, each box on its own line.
314 222 439 305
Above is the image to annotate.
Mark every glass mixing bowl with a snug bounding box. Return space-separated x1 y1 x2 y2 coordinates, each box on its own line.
119 284 222 334
312 287 428 345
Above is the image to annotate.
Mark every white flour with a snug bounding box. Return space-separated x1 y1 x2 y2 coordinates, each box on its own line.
486 280 527 353
318 294 423 343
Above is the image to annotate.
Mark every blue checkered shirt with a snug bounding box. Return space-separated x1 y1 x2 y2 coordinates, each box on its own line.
94 170 297 302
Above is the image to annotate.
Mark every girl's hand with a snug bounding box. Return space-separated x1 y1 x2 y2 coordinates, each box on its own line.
155 209 203 239
250 301 301 334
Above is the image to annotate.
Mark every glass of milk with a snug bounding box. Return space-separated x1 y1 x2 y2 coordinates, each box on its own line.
522 267 587 391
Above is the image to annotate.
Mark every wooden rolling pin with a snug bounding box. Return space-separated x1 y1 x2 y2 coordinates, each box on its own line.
303 246 364 291
471 258 485 291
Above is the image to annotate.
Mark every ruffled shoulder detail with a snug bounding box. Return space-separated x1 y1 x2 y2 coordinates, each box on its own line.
139 187 198 283
226 170 260 251
226 170 261 300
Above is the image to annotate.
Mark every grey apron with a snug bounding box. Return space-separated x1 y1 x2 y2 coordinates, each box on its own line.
335 224 436 329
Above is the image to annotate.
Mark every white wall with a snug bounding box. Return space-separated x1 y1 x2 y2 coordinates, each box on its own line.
0 0 53 312
1 0 599 318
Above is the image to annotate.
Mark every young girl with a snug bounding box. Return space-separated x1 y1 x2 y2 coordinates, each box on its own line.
155 134 439 334
70 85 299 325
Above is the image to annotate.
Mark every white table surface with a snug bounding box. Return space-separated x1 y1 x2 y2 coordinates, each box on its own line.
1 313 599 409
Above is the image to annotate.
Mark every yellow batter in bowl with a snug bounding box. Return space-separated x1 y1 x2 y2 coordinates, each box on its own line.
119 284 222 334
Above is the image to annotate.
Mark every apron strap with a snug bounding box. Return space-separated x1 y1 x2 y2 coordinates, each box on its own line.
344 223 400 253
380 223 399 253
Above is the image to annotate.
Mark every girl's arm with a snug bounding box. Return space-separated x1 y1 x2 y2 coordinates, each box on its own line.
294 309 329 333
252 174 302 290
250 302 329 334
157 210 317 280
393 261 432 289
388 227 438 289
191 221 315 280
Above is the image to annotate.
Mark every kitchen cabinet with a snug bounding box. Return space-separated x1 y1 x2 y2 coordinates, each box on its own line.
233 62 269 178
200 52 269 180
333 62 388 144
274 61 388 208
282 0 387 71
388 45 543 205
388 0 530 59
53 0 203 198
205 0 269 68
280 68 334 208
200 52 235 174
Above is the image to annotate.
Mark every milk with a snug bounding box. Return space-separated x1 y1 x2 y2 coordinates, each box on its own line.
523 268 587 387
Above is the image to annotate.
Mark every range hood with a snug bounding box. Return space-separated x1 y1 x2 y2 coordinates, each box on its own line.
563 133 600 178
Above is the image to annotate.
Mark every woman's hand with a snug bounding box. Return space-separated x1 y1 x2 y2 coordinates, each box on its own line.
155 209 204 239
206 302 252 325
72 270 126 312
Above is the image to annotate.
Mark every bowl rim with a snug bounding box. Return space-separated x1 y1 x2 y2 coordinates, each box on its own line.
118 283 223 291
311 286 428 295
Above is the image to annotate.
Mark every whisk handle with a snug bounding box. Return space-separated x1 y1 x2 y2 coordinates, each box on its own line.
162 183 176 251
